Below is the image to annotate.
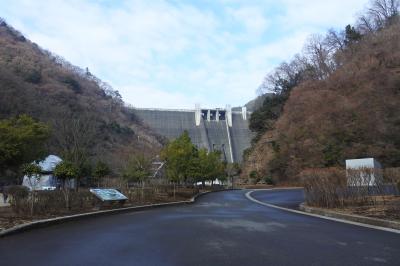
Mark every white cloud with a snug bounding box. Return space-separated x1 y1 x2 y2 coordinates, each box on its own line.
245 31 310 68
279 0 367 29
121 85 205 110
0 0 369 108
228 6 270 39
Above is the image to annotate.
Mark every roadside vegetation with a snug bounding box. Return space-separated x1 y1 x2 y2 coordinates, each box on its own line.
301 167 400 221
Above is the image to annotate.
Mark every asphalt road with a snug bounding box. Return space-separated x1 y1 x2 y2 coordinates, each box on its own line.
250 188 305 209
0 189 399 266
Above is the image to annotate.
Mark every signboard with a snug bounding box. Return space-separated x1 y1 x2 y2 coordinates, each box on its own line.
90 188 128 201
346 158 382 186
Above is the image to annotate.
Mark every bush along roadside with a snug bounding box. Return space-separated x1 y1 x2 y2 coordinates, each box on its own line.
300 167 400 222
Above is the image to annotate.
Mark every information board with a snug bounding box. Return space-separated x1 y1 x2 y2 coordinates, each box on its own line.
90 188 128 201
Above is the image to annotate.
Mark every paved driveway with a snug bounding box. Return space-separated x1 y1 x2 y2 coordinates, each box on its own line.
0 189 399 266
250 188 304 209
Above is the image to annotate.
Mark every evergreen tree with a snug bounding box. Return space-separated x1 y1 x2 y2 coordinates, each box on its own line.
344 24 362 46
0 115 50 181
161 131 198 185
93 161 111 187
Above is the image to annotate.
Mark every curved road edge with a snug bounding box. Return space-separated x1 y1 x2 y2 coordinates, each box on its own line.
0 189 239 238
245 189 400 234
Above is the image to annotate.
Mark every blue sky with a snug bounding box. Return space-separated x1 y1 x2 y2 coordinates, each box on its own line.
1 0 367 109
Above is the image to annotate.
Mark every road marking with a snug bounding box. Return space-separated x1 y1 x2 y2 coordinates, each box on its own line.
245 189 400 234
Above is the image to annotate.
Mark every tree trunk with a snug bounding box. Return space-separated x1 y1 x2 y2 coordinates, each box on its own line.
75 177 79 192
141 181 145 201
63 179 70 210
62 188 70 210
30 190 35 216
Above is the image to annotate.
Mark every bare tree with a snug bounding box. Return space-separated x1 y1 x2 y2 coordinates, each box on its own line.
369 0 399 24
325 29 346 52
304 34 335 79
358 0 399 32
52 113 97 166
358 14 376 33
257 53 315 96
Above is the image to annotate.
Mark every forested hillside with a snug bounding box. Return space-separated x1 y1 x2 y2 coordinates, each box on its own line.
243 0 400 183
0 19 162 179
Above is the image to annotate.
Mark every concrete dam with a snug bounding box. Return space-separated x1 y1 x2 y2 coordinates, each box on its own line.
133 105 254 163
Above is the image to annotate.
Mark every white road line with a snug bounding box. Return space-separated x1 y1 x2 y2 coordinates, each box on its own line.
245 189 400 234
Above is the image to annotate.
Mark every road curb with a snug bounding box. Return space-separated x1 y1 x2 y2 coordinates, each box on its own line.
299 203 400 231
0 189 239 238
246 189 400 234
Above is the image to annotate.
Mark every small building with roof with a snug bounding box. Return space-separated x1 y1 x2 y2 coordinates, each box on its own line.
22 155 75 190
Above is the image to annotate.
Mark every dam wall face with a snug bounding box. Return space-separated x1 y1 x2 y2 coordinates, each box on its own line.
133 107 254 163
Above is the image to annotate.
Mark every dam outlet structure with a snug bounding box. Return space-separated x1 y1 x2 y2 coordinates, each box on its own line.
132 105 254 163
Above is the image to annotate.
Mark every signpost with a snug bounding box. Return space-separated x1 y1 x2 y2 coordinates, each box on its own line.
89 188 128 207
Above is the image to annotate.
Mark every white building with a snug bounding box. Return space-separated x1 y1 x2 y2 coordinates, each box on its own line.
22 155 75 190
346 158 382 186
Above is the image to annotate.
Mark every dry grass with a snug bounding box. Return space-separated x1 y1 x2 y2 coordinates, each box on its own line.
301 167 400 208
332 195 400 222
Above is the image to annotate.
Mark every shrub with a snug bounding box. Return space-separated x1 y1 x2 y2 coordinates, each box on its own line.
264 176 275 185
25 69 42 84
300 168 346 208
9 189 97 216
301 167 398 208
7 185 29 198
249 170 261 184
384 167 400 187
7 185 29 214
62 76 81 93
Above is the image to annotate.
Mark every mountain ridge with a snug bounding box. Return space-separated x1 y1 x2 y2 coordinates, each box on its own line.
0 19 162 175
